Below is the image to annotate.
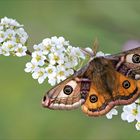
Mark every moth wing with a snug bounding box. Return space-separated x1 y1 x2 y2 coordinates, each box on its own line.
42 76 85 110
81 72 140 117
105 47 140 79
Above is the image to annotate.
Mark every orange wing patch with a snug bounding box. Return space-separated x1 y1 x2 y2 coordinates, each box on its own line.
81 72 140 117
112 72 140 105
81 83 113 117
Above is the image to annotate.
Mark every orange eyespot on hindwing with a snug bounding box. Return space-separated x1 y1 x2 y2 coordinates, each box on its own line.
122 80 131 89
89 94 98 103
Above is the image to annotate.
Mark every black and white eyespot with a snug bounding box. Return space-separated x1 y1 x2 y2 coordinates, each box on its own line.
63 85 73 95
56 80 77 98
122 80 131 89
89 94 98 103
132 54 140 63
126 54 140 64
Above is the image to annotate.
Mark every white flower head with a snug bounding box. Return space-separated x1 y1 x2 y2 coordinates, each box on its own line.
15 44 27 57
45 65 57 77
135 121 140 130
42 38 53 55
0 30 6 43
0 17 28 57
0 44 10 56
0 17 22 28
58 36 69 46
15 28 28 44
24 62 38 73
106 108 118 119
56 65 67 83
48 52 64 65
31 51 46 66
48 77 57 86
2 40 16 52
67 46 85 59
121 103 140 123
32 67 47 84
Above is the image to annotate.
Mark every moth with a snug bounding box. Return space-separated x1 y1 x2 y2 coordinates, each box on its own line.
42 45 140 117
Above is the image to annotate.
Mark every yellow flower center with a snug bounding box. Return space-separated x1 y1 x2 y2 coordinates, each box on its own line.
8 44 13 49
38 71 44 77
48 69 53 74
45 45 51 51
58 71 64 76
0 33 4 38
36 55 41 61
16 38 20 43
132 109 138 116
17 48 23 53
54 55 59 61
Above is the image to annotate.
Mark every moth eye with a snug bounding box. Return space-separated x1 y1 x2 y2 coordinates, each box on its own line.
132 54 140 63
89 94 98 103
43 96 46 101
122 80 130 89
63 85 73 95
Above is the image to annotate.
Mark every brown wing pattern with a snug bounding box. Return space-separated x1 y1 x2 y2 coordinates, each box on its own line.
81 72 140 117
42 77 85 110
106 47 140 79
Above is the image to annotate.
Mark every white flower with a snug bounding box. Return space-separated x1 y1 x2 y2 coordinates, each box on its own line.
74 47 85 59
135 122 140 130
121 103 140 123
16 28 28 44
0 26 3 31
24 62 38 73
15 44 27 57
42 38 53 55
106 108 118 119
4 28 16 41
56 65 67 83
65 56 78 68
48 52 64 65
33 43 43 51
45 65 57 77
58 36 69 46
0 31 5 43
31 51 46 66
67 46 85 59
48 77 57 86
1 17 21 27
0 41 16 56
32 68 47 84
51 36 59 46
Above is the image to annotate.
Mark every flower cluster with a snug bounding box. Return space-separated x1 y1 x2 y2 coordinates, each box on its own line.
121 99 140 130
25 36 85 85
106 99 140 131
0 17 28 57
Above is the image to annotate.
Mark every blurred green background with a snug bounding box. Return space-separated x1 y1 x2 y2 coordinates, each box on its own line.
0 0 140 140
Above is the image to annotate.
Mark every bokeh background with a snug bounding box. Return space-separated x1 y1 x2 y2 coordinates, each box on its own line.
0 0 140 140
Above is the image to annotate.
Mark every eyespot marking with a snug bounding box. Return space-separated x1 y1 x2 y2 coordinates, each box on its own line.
122 80 130 89
132 54 140 63
63 85 73 95
89 94 98 103
126 54 140 64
